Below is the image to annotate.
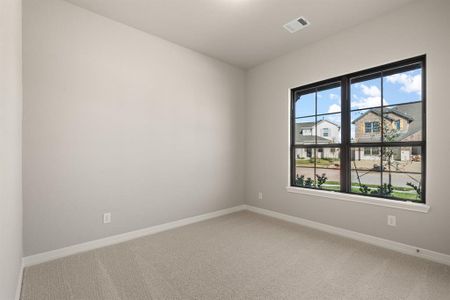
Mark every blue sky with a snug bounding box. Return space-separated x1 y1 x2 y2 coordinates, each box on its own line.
295 68 422 122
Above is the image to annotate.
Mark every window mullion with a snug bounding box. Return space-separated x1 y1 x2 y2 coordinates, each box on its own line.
341 76 350 193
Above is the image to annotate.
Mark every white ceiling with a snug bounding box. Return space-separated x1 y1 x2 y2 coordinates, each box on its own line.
64 0 415 69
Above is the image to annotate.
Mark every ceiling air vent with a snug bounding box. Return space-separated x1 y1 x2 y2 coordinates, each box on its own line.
283 17 310 33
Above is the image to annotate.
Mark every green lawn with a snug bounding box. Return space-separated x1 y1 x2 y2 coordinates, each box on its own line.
350 187 420 201
298 181 420 201
327 181 415 192
296 159 340 167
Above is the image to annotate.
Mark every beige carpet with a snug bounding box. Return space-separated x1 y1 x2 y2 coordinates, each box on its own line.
21 211 450 299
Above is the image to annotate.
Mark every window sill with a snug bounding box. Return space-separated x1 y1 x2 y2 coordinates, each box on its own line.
286 186 430 213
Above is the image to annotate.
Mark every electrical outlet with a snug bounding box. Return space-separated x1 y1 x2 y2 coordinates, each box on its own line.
258 192 263 200
103 212 111 224
387 215 396 227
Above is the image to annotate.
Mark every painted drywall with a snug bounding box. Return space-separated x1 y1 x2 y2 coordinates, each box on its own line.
0 0 23 298
23 0 245 256
246 0 450 255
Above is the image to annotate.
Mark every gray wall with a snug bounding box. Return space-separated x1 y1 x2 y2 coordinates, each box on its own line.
246 0 450 255
23 0 245 256
0 0 23 298
23 0 450 259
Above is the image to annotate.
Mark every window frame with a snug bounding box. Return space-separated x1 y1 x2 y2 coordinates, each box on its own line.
365 122 372 133
290 55 426 204
372 121 380 133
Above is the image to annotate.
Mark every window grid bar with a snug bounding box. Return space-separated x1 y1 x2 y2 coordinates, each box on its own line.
293 141 424 149
350 169 422 175
380 71 384 188
295 110 341 120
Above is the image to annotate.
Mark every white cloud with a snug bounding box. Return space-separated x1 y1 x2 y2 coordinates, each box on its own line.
386 73 422 95
329 93 339 100
361 84 381 97
351 84 387 109
328 104 341 113
351 96 388 109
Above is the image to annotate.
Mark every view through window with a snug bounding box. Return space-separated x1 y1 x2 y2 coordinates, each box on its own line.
291 56 426 203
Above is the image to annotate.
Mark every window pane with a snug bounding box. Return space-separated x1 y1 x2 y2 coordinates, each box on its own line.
351 110 381 143
295 92 315 118
294 148 316 188
383 102 422 142
317 85 341 114
316 147 341 169
295 167 316 188
295 148 315 167
382 146 422 173
315 168 340 191
351 75 382 110
351 170 381 195
380 146 422 201
383 67 422 105
315 147 341 191
351 146 382 195
382 172 422 202
316 113 341 144
295 117 316 144
351 147 381 170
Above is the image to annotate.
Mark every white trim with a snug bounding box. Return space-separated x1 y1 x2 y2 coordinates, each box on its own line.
23 205 246 267
245 205 450 266
15 260 24 300
22 203 448 270
286 186 430 213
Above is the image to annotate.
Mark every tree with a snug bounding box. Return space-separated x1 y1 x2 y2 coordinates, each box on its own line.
355 119 400 196
382 120 401 188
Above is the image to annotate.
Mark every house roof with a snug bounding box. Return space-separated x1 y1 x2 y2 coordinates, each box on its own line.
297 122 315 129
351 107 414 124
295 135 331 144
393 105 422 140
317 119 341 129
352 104 421 142
296 119 340 130
295 121 337 144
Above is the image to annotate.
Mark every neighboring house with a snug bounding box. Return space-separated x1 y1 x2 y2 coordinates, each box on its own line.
352 104 421 161
296 119 340 159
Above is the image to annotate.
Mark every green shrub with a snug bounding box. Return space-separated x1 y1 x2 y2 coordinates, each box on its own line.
305 177 313 188
295 175 305 187
370 183 393 197
316 173 327 189
406 182 421 199
359 184 370 194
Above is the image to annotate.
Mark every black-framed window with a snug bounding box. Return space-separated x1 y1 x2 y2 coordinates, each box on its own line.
291 55 426 203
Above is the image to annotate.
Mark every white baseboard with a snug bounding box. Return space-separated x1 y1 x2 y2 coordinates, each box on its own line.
245 205 450 266
15 260 24 300
22 203 450 269
23 205 246 267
